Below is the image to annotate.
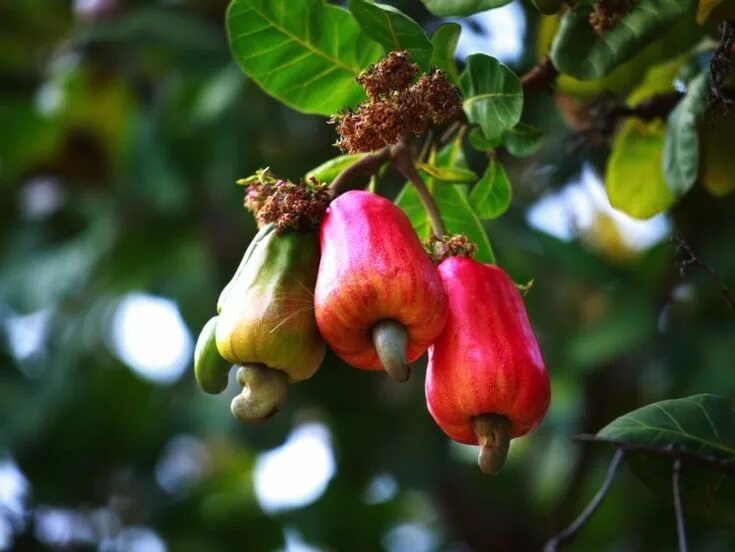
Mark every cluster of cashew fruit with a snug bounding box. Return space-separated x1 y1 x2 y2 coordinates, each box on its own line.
194 187 550 474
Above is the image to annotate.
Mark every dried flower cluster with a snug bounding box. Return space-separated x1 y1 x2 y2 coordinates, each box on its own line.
589 0 638 35
426 234 478 264
334 51 463 154
239 170 330 232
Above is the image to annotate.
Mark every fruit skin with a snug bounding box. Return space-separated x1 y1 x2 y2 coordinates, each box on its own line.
216 223 325 382
314 190 448 370
426 257 550 444
194 316 232 394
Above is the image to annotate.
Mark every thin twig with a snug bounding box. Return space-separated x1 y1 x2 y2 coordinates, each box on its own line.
707 20 735 110
329 147 391 197
391 140 445 237
673 458 688 552
575 434 735 476
521 57 559 95
672 234 735 312
544 449 625 552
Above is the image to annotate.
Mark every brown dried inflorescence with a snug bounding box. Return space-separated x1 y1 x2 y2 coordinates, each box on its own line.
426 234 478 264
589 0 638 35
334 51 462 153
240 170 330 232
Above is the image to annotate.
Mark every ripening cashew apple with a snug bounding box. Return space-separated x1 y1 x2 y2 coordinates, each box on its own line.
426 257 550 475
314 190 448 382
214 223 326 423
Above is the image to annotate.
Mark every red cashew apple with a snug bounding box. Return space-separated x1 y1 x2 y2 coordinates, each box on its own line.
314 190 448 381
426 257 550 474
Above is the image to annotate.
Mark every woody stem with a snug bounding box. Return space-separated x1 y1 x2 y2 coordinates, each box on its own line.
391 140 445 238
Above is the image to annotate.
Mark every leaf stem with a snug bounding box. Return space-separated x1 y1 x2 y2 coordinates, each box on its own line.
673 458 688 552
329 147 392 197
544 449 625 552
574 434 735 476
391 140 445 237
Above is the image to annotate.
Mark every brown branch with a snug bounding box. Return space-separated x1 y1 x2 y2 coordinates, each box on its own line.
574 434 735 476
672 234 735 312
673 457 688 552
329 147 391 197
544 449 625 552
521 57 559 95
391 140 445 237
707 20 735 110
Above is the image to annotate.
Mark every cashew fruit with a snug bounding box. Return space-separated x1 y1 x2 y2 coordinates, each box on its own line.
216 223 326 421
314 190 447 382
426 257 550 474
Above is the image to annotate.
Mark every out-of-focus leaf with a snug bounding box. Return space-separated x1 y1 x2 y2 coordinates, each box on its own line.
420 0 512 17
226 0 382 115
469 157 511 219
467 127 501 151
0 101 61 182
306 153 368 184
539 14 701 100
697 0 733 23
550 0 698 80
699 113 735 197
395 140 495 263
606 119 675 219
502 123 543 157
663 70 708 197
430 23 461 83
568 298 655 368
416 162 477 184
460 54 522 142
349 0 432 69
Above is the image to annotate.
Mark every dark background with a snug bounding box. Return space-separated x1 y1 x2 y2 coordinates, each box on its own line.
1 1 734 550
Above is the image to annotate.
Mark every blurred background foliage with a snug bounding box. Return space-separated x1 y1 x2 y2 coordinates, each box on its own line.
1 1 734 551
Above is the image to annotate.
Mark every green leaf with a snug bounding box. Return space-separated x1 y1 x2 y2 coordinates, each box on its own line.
502 123 543 158
395 141 495 263
605 118 675 219
429 23 461 84
599 394 735 459
598 394 735 523
416 162 477 184
663 70 708 196
469 157 512 219
349 0 432 70
226 0 382 116
460 54 523 142
306 153 368 184
550 0 699 80
420 0 512 17
467 127 501 152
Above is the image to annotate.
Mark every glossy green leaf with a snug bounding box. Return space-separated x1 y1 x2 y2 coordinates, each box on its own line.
663 70 708 196
306 153 368 184
468 127 501 152
606 118 675 219
226 0 382 115
460 54 523 142
416 162 477 184
349 0 432 70
502 123 543 158
470 157 512 220
599 394 735 523
599 394 735 458
395 141 495 263
469 157 511 219
420 0 512 17
550 0 698 80
429 23 461 83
